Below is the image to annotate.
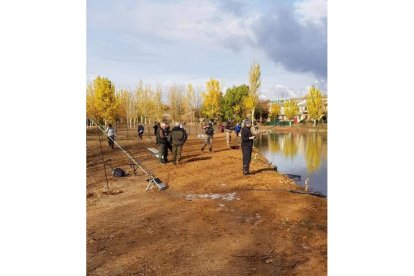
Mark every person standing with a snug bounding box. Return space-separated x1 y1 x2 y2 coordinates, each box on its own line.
224 121 233 148
235 123 241 140
180 123 188 145
105 123 116 150
153 122 160 137
169 122 187 165
137 124 144 140
201 122 214 153
156 122 168 163
241 119 256 175
164 123 173 153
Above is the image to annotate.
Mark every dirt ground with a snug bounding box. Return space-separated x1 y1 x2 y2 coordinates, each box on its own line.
87 126 327 275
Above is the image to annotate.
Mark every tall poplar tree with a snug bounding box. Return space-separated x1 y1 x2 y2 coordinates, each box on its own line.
269 103 281 122
201 78 223 120
283 99 299 126
306 86 324 126
245 63 261 120
93 76 118 123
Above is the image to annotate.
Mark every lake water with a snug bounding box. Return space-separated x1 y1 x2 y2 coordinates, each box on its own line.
254 130 327 196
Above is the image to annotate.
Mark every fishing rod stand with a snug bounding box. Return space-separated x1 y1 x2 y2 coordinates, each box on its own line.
145 176 167 191
88 116 167 191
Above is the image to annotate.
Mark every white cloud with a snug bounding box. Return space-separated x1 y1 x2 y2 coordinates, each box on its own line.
295 0 327 26
88 0 328 96
261 84 299 100
90 0 259 49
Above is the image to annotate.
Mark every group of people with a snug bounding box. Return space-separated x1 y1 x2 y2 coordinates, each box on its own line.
105 117 257 175
105 123 145 150
200 118 256 175
155 122 188 165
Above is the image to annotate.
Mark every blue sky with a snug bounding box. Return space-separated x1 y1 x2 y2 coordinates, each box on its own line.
87 0 327 99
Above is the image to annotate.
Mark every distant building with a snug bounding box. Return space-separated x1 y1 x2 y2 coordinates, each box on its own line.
267 96 327 123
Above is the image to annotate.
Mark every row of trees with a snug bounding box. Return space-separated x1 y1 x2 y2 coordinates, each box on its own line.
86 62 326 126
86 63 264 125
268 86 326 126
198 63 262 123
86 77 202 126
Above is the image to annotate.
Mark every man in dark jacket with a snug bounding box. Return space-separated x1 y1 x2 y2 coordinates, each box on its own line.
169 122 188 165
137 124 144 140
240 119 256 175
153 122 160 137
201 122 214 153
164 123 173 153
156 122 168 164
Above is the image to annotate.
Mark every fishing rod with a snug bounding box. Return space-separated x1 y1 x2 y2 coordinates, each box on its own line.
88 116 167 191
87 116 151 176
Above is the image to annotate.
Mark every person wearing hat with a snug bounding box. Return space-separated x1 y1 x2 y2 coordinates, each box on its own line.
240 119 256 175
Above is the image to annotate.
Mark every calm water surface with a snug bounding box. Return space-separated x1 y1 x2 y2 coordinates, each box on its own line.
254 131 327 196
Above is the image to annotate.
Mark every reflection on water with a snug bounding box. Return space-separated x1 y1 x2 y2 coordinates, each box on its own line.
282 133 299 158
306 133 327 173
254 131 327 196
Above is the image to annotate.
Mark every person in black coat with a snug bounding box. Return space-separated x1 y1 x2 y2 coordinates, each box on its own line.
156 122 168 163
164 123 173 153
240 119 256 175
168 122 188 165
153 122 160 137
137 124 144 140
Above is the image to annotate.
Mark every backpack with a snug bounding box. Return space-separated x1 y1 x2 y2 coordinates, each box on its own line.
112 168 126 177
205 126 214 136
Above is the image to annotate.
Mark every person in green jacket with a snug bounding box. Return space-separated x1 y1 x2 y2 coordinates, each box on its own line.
169 122 188 165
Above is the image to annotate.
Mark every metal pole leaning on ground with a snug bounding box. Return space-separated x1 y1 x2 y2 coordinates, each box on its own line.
97 127 110 191
87 116 167 191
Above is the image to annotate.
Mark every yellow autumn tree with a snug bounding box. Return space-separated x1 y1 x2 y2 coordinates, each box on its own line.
93 76 118 123
244 95 255 119
269 103 281 122
115 89 128 123
283 99 299 126
86 83 98 120
136 81 154 124
246 62 261 120
134 81 165 125
201 78 223 120
306 86 324 126
115 89 137 127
